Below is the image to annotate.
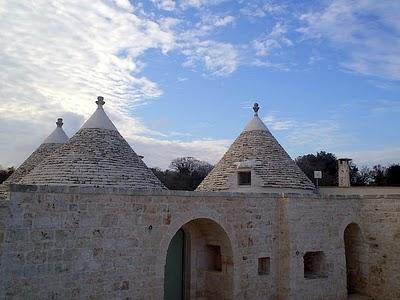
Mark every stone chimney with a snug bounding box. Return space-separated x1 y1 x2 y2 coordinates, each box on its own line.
338 158 351 187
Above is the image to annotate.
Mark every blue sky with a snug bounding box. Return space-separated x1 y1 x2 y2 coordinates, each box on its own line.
0 0 399 169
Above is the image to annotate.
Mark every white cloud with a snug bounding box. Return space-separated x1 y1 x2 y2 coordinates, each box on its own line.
180 0 227 10
0 1 239 170
253 22 293 57
263 111 400 166
369 99 400 114
113 0 134 11
185 12 235 37
298 0 400 81
212 15 235 27
263 114 296 131
0 0 175 118
0 0 219 168
182 40 239 76
340 147 400 167
127 135 230 169
241 2 286 18
152 0 176 11
263 113 343 152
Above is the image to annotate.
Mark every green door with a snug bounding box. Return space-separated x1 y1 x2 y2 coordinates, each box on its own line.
164 229 185 300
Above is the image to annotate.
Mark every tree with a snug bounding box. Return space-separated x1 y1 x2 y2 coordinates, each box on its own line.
152 157 213 191
386 164 400 186
0 166 15 184
170 157 212 176
349 163 374 186
370 165 387 186
295 151 338 186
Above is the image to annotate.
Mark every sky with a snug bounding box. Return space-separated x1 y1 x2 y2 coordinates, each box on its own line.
0 0 399 170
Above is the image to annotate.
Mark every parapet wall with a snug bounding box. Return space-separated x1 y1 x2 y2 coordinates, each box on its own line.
0 185 399 299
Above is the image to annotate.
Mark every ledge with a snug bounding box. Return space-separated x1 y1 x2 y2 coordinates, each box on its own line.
6 184 399 199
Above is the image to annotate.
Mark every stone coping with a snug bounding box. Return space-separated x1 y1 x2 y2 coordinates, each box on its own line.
5 184 400 200
319 186 400 196
7 183 318 199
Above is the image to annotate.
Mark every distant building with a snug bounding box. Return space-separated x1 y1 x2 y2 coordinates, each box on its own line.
338 158 352 187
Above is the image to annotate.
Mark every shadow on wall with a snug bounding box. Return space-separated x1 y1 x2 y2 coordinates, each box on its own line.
344 223 367 295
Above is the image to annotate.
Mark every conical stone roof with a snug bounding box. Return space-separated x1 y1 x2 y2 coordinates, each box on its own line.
20 97 166 190
0 118 69 199
4 118 68 185
196 103 315 193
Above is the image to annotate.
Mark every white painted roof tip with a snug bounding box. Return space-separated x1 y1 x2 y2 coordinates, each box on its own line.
243 103 269 132
243 116 269 132
80 96 118 131
43 118 69 144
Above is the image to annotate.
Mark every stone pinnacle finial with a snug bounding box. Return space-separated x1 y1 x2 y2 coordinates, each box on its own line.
96 96 105 108
253 103 259 116
56 118 63 128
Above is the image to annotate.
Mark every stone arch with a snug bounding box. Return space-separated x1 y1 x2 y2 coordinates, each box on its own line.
162 216 235 300
344 222 366 294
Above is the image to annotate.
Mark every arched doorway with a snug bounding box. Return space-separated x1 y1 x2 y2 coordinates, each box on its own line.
344 223 365 294
164 218 234 300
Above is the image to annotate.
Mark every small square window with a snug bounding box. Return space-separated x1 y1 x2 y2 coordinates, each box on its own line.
258 257 270 275
303 251 327 279
206 245 222 271
238 171 251 186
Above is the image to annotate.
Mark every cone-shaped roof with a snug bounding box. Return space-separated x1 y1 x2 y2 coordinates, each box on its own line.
20 97 166 190
4 118 69 185
43 118 69 143
197 103 315 192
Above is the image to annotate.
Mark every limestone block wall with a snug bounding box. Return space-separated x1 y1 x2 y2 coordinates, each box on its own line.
359 194 400 299
285 194 361 299
284 189 400 300
0 185 281 299
320 188 400 300
0 185 399 299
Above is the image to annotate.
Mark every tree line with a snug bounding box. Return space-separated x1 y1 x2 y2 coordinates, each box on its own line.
295 151 400 187
151 157 213 191
1 152 399 189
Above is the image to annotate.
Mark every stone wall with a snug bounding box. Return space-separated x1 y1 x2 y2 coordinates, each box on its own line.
0 188 9 267
0 185 399 299
358 194 400 299
288 189 400 300
0 185 280 299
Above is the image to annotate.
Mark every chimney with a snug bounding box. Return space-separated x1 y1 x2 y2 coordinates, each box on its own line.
338 158 351 187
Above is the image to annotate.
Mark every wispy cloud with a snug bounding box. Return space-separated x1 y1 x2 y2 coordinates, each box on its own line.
370 99 400 114
240 1 286 18
0 0 175 118
340 147 400 167
128 136 230 169
263 111 400 166
0 1 233 169
151 0 176 11
263 112 343 151
180 0 228 10
181 39 239 76
253 22 293 57
298 0 400 81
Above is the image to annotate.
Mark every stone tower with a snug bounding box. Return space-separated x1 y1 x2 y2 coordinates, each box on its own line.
338 158 351 187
